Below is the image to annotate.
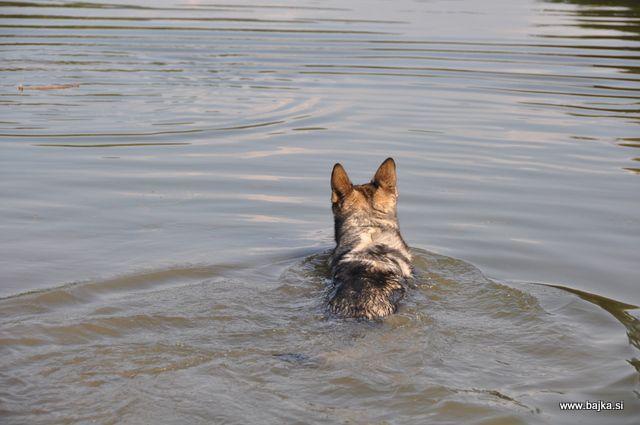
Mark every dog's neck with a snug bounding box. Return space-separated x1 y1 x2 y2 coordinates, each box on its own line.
331 210 412 279
334 212 400 253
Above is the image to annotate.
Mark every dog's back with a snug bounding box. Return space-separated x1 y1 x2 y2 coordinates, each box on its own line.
328 158 412 319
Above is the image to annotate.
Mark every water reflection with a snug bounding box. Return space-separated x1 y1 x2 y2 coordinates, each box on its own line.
536 0 640 173
537 0 640 82
543 0 639 20
539 282 640 371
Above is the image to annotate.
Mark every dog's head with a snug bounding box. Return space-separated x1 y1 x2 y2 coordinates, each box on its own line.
330 157 398 218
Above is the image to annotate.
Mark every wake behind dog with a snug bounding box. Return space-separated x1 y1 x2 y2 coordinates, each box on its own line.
328 158 413 319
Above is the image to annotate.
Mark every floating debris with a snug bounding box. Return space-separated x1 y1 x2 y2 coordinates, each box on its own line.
272 352 319 367
18 83 80 92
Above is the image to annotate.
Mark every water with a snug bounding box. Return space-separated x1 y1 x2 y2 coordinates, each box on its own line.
1 0 639 423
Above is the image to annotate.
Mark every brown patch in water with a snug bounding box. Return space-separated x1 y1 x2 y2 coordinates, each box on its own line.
18 83 80 91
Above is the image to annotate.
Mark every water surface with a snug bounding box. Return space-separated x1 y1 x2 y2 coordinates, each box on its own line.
1 0 639 423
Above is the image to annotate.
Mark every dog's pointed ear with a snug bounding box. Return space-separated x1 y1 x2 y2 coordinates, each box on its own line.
373 157 396 190
331 163 352 203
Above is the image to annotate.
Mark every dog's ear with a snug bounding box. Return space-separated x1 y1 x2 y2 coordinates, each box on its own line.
331 163 352 203
373 157 396 191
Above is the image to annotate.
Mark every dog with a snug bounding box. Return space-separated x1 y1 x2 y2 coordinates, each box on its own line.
328 157 412 319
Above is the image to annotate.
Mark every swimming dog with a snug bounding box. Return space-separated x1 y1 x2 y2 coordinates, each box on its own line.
328 157 412 319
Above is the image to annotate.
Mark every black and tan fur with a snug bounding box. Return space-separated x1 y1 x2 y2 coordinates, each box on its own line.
328 158 412 319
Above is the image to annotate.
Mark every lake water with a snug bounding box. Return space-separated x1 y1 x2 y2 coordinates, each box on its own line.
1 0 639 424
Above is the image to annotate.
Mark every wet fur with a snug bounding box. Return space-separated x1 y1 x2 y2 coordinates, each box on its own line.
328 158 412 319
